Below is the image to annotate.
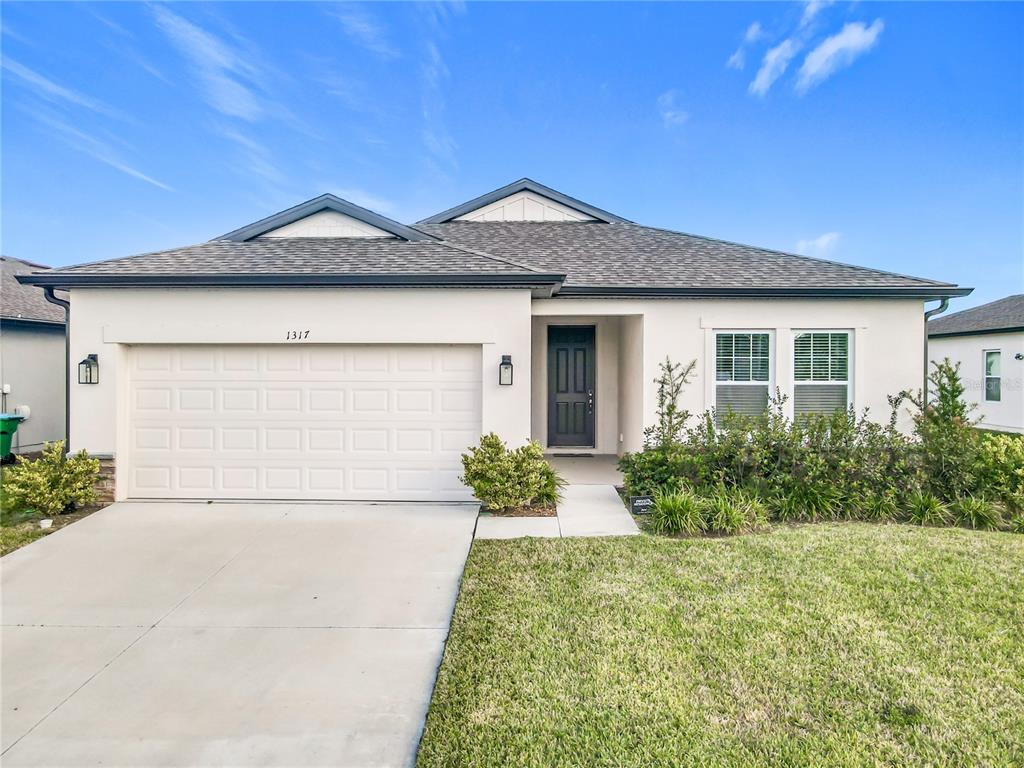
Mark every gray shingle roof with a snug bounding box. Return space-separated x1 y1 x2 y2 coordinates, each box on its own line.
48 238 545 277
1 256 65 324
928 294 1024 337
16 184 968 299
418 221 960 293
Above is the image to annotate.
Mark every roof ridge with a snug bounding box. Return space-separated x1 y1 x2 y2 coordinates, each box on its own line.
627 221 956 288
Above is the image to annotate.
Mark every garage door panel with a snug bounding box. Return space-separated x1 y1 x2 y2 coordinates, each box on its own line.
127 345 481 501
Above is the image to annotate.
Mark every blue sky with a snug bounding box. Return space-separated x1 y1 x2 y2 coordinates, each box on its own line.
2 1 1021 309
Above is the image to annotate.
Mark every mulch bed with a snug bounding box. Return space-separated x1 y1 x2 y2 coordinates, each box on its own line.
481 503 557 518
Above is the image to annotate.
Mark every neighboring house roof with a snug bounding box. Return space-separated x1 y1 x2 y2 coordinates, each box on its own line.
1 256 66 325
16 180 970 299
928 294 1024 338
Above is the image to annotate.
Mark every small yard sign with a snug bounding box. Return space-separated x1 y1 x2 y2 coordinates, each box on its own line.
629 495 654 515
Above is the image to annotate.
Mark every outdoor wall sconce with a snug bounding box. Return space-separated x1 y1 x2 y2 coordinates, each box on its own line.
78 354 99 385
499 355 514 385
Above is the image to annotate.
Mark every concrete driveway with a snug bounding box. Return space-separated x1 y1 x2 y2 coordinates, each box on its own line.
1 501 478 767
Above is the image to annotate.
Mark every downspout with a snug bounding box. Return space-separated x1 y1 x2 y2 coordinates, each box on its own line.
922 297 950 403
43 287 71 453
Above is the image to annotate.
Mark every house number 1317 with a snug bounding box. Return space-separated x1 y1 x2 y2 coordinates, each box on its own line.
285 330 310 340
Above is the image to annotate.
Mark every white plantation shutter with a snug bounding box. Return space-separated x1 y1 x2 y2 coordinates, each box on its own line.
715 332 771 423
793 332 850 416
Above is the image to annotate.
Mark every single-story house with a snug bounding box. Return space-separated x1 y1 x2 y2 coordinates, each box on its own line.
1 256 67 453
928 294 1023 434
18 178 970 501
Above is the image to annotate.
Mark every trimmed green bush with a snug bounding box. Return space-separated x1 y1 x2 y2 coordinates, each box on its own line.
460 434 563 511
1 442 100 516
649 488 705 536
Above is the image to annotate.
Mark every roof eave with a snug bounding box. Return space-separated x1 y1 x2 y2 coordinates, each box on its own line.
16 272 566 290
0 316 66 328
553 285 974 299
928 325 1024 339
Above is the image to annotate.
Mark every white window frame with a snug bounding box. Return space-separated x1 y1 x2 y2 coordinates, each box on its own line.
792 329 854 413
713 330 775 416
983 349 1001 403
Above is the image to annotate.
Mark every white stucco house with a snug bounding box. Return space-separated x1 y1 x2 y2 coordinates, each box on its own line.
1 256 67 453
928 294 1023 434
18 179 970 501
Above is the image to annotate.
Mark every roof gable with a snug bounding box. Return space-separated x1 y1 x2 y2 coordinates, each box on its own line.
218 194 434 242
417 178 628 224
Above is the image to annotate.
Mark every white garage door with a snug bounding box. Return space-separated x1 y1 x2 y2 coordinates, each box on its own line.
127 344 481 501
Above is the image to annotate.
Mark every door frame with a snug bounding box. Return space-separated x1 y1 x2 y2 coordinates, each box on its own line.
546 324 597 449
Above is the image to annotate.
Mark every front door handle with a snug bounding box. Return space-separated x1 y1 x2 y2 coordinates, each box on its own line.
587 389 594 414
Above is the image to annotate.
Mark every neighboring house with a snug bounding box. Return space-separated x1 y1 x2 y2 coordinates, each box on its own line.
1 256 67 452
928 294 1023 434
18 178 969 502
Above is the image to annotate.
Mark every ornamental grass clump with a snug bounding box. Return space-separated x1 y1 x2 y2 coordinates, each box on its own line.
905 491 951 527
950 496 1003 531
649 488 705 536
1 442 100 516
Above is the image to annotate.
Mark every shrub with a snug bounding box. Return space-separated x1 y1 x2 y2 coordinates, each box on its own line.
649 488 705 536
619 444 700 497
905 491 950 527
858 491 900 522
1 442 100 516
1011 514 1024 535
460 434 563 511
911 359 982 501
534 462 566 507
976 433 1024 505
950 496 1002 531
704 487 766 535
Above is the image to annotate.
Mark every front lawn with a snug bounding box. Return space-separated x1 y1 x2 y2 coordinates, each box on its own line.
418 524 1024 767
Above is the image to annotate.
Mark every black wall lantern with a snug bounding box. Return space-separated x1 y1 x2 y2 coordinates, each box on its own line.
498 355 513 385
78 354 99 385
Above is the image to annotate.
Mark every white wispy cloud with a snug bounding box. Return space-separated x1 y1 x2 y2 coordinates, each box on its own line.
215 125 287 185
795 232 841 257
2 57 124 118
420 41 456 167
726 22 764 70
799 0 834 29
331 5 399 59
796 20 884 93
151 6 265 121
749 38 800 96
22 106 172 191
657 90 689 127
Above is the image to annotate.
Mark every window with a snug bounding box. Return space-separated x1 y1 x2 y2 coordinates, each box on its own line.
984 350 1001 402
715 332 771 420
793 331 850 416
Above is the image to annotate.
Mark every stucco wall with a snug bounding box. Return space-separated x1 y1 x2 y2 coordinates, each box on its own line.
929 331 1023 433
533 297 927 444
68 288 535 490
0 322 66 451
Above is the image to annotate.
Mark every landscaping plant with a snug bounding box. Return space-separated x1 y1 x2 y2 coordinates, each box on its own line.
649 487 705 536
620 356 1021 538
1 442 100 517
905 490 951 527
460 434 564 512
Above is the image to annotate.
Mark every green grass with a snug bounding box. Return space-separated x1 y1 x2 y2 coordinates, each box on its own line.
418 524 1024 767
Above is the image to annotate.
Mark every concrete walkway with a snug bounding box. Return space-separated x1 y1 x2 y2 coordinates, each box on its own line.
1 501 477 768
476 455 638 540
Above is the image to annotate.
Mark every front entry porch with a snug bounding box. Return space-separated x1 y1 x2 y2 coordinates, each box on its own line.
530 314 645 455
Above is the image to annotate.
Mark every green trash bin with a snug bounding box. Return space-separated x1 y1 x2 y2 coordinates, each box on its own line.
0 414 25 460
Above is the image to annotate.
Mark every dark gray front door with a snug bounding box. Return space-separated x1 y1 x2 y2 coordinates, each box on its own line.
548 326 596 447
